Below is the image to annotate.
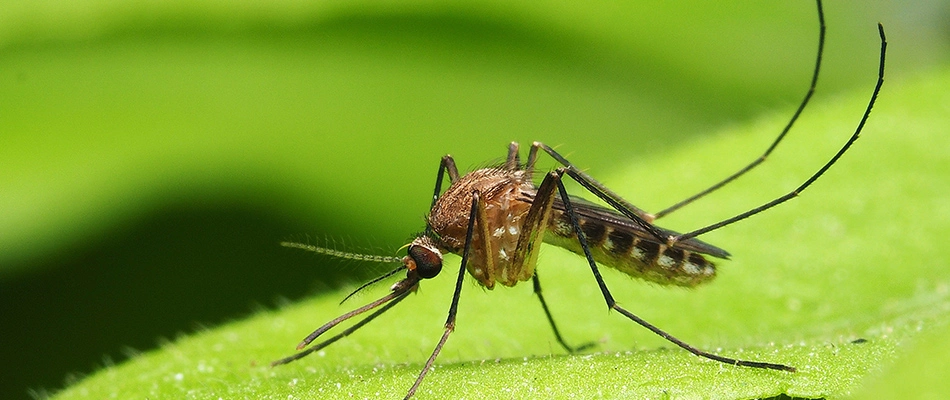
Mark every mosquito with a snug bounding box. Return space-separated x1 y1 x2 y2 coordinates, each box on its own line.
274 1 887 398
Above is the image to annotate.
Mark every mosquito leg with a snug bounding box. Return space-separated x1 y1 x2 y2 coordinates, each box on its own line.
405 191 481 399
531 142 665 243
512 164 592 352
548 168 796 372
654 0 828 220
526 141 540 174
426 155 460 236
431 155 460 207
473 192 498 284
674 22 886 243
505 141 520 170
532 273 596 353
272 288 414 366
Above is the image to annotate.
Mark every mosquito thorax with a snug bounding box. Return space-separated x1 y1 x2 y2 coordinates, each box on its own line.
405 237 443 279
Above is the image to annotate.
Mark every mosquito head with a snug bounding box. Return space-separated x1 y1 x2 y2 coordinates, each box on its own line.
404 236 443 279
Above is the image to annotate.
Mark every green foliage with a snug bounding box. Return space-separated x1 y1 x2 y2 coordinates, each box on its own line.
2 1 948 399
51 68 950 398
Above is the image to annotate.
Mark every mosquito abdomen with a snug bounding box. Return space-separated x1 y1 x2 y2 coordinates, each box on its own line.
544 213 716 287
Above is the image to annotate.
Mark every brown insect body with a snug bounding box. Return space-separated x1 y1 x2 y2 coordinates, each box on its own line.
545 207 720 287
427 167 536 288
427 163 724 289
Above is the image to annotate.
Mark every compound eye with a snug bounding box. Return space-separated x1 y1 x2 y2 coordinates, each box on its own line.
408 244 442 279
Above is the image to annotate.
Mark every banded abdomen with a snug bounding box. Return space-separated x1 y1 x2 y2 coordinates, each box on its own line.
543 200 728 287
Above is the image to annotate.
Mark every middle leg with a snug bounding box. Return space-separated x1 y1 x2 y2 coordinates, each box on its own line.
532 273 595 353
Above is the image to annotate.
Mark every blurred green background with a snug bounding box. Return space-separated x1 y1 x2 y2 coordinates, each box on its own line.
1 1 948 399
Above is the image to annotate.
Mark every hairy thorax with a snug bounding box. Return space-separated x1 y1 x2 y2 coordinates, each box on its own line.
427 168 536 288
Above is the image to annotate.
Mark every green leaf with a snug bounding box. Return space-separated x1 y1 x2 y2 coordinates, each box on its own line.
49 65 950 399
3 1 948 399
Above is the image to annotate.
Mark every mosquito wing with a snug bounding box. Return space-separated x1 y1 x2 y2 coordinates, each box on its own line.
552 194 731 259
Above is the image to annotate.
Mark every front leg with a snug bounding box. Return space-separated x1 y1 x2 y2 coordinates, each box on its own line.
405 190 481 399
